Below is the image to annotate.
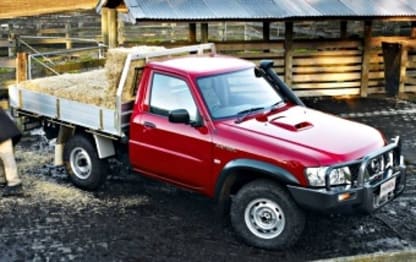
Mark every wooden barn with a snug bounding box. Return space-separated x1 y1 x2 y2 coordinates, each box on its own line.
2 1 416 98
97 0 416 98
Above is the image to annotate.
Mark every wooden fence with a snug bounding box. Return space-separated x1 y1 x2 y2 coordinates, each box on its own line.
2 10 416 97
215 38 416 97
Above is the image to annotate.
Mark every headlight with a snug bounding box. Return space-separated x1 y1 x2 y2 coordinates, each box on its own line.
305 166 352 187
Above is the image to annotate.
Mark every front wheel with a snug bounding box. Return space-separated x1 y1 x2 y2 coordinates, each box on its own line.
230 179 305 250
63 134 108 190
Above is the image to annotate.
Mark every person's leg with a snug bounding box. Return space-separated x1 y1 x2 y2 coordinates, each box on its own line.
0 139 22 187
0 159 6 186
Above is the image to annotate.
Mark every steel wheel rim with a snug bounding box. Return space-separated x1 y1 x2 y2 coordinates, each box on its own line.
244 198 285 239
70 147 92 180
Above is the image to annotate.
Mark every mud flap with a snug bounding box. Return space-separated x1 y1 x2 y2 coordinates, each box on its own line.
54 126 74 166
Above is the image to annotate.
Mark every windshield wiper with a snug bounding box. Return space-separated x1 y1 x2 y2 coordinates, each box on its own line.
235 107 264 123
266 100 285 112
235 101 285 124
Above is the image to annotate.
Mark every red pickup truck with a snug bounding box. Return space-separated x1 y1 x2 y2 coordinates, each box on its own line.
10 44 407 250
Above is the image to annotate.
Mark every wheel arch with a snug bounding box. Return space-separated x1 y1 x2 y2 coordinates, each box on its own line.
54 125 116 165
214 159 300 211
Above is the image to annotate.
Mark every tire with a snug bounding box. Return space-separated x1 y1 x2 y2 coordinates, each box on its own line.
63 134 108 190
230 179 305 250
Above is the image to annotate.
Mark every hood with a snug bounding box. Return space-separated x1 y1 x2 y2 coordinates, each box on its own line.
218 106 385 166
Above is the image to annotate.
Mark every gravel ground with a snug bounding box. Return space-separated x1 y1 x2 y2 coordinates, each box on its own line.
0 96 415 261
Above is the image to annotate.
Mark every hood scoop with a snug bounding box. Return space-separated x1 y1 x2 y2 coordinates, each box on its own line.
270 116 313 131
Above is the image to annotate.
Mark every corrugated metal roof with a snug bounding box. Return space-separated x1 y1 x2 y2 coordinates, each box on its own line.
97 0 416 21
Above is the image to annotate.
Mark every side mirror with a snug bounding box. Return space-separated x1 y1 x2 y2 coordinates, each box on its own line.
168 109 190 124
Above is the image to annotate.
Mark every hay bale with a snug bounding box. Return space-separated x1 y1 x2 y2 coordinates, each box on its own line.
19 69 108 107
19 45 166 109
104 46 165 103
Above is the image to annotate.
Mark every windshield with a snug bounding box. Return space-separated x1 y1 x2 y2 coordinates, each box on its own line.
197 68 283 119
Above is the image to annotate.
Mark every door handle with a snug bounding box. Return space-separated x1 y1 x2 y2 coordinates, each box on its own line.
143 121 156 129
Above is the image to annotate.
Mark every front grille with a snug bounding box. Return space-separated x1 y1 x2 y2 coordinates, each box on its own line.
364 151 395 185
324 136 402 191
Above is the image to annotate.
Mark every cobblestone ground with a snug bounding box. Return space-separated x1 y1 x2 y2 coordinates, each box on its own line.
0 96 414 261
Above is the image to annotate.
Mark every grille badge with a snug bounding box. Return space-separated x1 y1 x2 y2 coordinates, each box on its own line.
370 156 385 174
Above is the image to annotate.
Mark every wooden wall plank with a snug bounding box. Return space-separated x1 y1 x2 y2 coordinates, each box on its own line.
405 77 416 85
294 81 361 89
293 56 362 66
369 71 385 78
238 53 284 59
294 50 361 56
293 40 360 49
294 88 360 97
292 65 362 73
215 41 284 51
371 37 416 47
293 72 361 82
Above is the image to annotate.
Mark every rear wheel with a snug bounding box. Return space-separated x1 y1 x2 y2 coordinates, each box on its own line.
230 179 305 250
63 134 108 190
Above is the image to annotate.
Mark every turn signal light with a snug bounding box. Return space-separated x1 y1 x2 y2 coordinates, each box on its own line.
338 193 352 202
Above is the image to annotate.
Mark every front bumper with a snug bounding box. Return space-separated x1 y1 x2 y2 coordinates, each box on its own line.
287 137 407 213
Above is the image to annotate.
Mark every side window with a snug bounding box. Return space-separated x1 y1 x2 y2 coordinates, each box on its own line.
149 73 198 121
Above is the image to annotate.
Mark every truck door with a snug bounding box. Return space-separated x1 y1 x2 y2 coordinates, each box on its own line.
129 72 212 190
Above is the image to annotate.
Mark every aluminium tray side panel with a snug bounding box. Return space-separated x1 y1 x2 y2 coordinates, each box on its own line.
10 86 133 137
59 99 119 136
11 87 57 118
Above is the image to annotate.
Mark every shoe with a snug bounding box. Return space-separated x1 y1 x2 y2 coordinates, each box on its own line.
2 184 24 197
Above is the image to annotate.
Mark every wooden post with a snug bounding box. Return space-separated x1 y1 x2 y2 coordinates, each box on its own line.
65 22 72 49
340 21 348 39
108 9 118 48
189 23 197 43
263 22 270 41
201 23 208 43
411 22 416 38
36 22 42 36
360 20 372 97
382 42 403 96
170 23 176 43
223 22 227 41
118 16 125 45
101 7 109 45
284 21 294 86
16 52 28 84
7 23 16 57
399 46 408 95
263 22 271 53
